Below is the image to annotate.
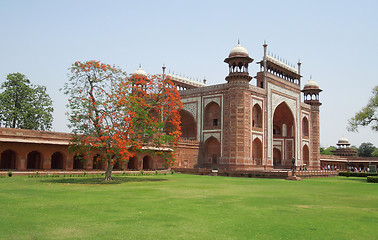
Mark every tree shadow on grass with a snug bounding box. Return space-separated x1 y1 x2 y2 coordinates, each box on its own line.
39 176 168 185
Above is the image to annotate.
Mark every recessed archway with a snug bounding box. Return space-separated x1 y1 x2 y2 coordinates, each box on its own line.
142 156 153 170
93 154 102 170
252 138 262 165
113 159 122 170
302 117 309 137
273 148 282 168
0 149 17 169
273 102 295 166
204 137 221 165
180 109 197 140
27 151 42 170
252 104 262 128
73 154 84 170
303 145 309 167
128 156 138 170
204 102 221 130
51 152 64 169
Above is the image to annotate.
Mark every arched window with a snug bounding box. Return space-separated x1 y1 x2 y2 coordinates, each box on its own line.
252 104 262 129
273 124 281 136
282 124 287 137
302 117 309 137
204 102 221 130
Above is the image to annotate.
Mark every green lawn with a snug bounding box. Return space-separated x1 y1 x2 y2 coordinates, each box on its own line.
0 174 377 240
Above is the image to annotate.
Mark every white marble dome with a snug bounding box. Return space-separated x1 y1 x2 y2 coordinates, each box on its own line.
337 137 350 145
303 79 319 90
133 66 147 76
229 43 249 57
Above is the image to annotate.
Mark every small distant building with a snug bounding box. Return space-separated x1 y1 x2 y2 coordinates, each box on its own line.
331 137 358 157
320 137 377 171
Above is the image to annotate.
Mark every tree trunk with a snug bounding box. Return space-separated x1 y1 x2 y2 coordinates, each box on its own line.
104 161 114 181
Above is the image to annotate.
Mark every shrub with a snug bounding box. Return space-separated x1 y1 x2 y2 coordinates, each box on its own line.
155 170 159 175
7 171 12 177
171 169 175 175
339 172 378 177
367 176 378 183
140 170 144 175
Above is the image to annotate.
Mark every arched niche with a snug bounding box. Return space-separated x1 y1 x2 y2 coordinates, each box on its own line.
252 104 262 129
273 148 282 168
204 137 221 165
303 145 309 166
252 138 262 165
204 102 221 130
302 117 309 137
179 109 197 140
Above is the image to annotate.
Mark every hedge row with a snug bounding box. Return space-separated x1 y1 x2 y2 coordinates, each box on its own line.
339 172 378 177
367 176 378 183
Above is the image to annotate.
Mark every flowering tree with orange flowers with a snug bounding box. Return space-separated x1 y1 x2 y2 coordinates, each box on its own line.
64 60 182 180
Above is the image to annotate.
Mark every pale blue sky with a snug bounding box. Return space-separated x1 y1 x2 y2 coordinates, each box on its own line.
0 0 377 147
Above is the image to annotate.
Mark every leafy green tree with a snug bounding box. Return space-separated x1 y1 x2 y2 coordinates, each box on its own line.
348 85 378 132
320 146 336 155
0 73 53 130
358 142 376 157
372 148 378 157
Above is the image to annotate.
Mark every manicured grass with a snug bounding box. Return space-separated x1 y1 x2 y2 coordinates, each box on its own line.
0 174 377 240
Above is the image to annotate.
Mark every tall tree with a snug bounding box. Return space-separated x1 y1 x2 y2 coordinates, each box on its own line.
348 85 378 132
64 61 182 180
358 142 376 157
0 73 53 130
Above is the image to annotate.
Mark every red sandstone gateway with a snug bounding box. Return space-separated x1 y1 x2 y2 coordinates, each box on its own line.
1 43 376 172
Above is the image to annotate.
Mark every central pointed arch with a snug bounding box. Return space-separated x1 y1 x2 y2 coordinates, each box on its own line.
273 101 295 168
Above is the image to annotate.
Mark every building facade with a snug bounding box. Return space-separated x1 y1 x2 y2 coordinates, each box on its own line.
176 42 322 170
0 42 324 172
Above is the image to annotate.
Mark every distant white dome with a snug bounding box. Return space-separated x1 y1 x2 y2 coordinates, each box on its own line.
303 79 319 89
133 66 147 76
229 43 249 57
337 137 350 145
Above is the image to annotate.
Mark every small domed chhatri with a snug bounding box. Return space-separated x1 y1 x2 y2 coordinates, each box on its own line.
133 65 147 76
337 137 350 146
303 78 319 90
229 42 249 57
